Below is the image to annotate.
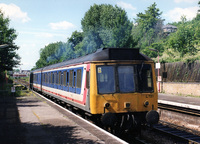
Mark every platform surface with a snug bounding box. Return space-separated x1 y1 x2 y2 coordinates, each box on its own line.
158 93 200 108
0 93 105 144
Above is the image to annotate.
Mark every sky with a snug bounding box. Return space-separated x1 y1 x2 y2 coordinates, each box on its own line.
0 0 199 70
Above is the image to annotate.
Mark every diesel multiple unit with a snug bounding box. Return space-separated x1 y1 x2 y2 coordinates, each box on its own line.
30 48 159 131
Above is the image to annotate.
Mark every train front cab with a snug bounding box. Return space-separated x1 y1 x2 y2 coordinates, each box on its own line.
89 60 159 128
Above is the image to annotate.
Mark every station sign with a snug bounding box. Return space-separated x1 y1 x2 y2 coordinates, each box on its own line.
157 76 162 82
156 63 160 69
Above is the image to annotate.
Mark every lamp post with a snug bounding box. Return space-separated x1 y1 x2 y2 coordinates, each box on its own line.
149 48 160 93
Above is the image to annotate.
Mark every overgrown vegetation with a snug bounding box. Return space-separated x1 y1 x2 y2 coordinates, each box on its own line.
33 2 200 70
0 10 20 72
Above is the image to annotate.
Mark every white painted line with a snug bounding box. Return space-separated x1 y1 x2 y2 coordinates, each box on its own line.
33 91 128 144
158 100 200 111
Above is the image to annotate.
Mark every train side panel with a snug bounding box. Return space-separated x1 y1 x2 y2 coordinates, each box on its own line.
40 64 91 112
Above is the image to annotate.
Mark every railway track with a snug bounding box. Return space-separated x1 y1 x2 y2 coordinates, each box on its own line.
153 121 200 143
157 101 200 143
158 102 200 117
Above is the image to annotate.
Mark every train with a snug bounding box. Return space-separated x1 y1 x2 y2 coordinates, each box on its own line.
30 48 159 132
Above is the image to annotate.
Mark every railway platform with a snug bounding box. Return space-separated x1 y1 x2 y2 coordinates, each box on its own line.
158 93 200 109
0 92 128 144
0 93 105 144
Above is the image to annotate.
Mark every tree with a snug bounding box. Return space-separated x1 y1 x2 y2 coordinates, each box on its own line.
0 10 20 72
167 17 197 57
132 2 164 53
35 41 76 69
68 31 83 49
80 4 134 55
35 42 60 68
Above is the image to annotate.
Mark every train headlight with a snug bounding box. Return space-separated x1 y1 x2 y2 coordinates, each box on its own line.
124 102 131 109
105 103 110 108
144 100 149 107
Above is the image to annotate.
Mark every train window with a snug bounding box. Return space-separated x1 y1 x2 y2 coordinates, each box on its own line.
86 71 90 89
47 73 48 83
76 69 82 88
73 71 76 87
63 71 66 86
137 64 154 92
48 73 50 83
51 72 53 84
52 73 54 84
46 73 48 83
58 71 61 85
69 70 73 87
61 72 63 85
97 66 115 94
54 73 57 84
67 72 69 86
118 66 135 93
56 72 59 84
45 73 47 83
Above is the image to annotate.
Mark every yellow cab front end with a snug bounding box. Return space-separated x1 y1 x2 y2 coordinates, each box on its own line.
89 60 159 126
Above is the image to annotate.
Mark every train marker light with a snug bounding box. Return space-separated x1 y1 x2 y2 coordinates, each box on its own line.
144 100 149 107
124 102 131 108
105 103 110 108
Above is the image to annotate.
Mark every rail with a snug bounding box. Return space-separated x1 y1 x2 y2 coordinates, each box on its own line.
153 121 200 143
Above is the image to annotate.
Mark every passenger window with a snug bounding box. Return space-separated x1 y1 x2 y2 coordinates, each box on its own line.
45 73 47 83
86 71 90 89
52 73 54 84
63 71 66 86
73 71 76 87
49 73 51 84
61 72 63 85
76 69 82 88
56 72 59 84
69 70 73 87
67 72 69 86
58 71 61 85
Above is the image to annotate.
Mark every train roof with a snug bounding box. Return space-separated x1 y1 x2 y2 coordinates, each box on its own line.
32 48 152 72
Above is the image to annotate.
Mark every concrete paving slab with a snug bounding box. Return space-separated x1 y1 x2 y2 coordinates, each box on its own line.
17 94 104 144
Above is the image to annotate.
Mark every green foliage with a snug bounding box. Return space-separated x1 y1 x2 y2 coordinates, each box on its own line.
34 4 135 69
81 4 134 53
33 2 200 69
0 10 20 72
34 41 76 69
160 13 200 63
132 2 164 52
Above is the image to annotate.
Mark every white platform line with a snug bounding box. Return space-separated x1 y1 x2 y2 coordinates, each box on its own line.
158 100 200 111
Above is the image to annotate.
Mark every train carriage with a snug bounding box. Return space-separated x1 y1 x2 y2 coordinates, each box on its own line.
30 48 159 131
